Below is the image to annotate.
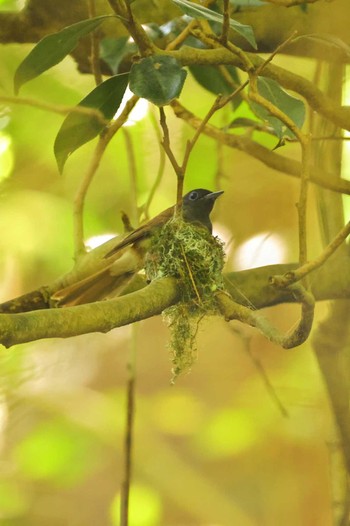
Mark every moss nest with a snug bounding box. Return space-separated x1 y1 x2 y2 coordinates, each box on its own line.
145 217 225 380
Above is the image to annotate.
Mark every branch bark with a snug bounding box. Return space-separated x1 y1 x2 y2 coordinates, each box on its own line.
0 252 349 347
0 277 180 347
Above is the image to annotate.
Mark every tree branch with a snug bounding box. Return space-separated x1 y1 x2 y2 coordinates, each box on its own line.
169 47 350 132
170 100 350 195
73 95 139 258
216 282 315 349
0 252 349 347
0 277 180 348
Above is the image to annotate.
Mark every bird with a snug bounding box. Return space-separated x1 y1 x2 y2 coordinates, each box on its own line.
52 189 223 307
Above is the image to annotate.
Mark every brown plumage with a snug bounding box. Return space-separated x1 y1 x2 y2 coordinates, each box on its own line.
52 189 223 306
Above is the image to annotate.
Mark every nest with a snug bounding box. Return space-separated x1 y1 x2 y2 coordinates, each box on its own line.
145 217 225 380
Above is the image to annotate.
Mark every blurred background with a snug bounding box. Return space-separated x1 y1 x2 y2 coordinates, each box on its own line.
1 2 349 524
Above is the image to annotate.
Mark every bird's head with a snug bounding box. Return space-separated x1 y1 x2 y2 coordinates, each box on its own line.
182 189 224 232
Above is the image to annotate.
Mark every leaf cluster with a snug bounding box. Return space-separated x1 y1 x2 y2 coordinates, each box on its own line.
10 0 308 172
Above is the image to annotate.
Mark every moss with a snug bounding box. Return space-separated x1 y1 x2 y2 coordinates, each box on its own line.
145 217 225 380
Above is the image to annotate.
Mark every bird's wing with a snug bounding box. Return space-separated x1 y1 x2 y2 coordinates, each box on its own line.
52 205 175 306
52 244 146 306
104 205 174 258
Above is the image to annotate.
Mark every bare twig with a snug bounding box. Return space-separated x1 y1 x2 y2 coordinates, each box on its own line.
143 110 166 219
107 0 155 56
170 100 350 195
120 370 135 526
159 94 234 207
166 19 198 51
263 0 320 5
87 0 103 85
123 128 139 224
248 72 303 141
120 294 138 526
289 136 350 143
297 136 312 268
220 0 230 46
159 107 184 208
0 95 108 124
192 26 253 72
230 326 289 417
273 220 350 287
73 95 139 258
167 45 350 132
255 30 298 76
171 100 350 195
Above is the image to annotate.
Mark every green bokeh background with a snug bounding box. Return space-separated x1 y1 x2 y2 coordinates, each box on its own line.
0 20 344 526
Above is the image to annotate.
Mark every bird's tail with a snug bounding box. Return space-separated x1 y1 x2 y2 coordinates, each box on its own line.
51 266 135 307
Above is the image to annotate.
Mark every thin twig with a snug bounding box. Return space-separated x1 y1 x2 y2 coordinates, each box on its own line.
220 0 230 46
170 99 350 196
123 128 139 224
255 31 298 76
230 326 289 417
0 95 107 124
248 72 303 141
143 110 166 219
273 220 350 287
297 136 312 269
166 19 198 51
194 26 253 72
87 0 103 85
73 95 139 258
120 327 137 526
288 135 350 143
107 0 155 56
263 0 320 5
159 107 184 208
157 26 299 206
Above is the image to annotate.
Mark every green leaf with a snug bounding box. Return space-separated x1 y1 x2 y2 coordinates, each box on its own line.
100 36 131 74
54 73 129 173
189 64 242 109
228 116 270 131
129 55 187 106
14 16 117 93
171 0 257 49
250 76 305 139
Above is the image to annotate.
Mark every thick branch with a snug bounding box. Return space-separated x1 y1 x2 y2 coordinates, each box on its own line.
170 47 350 132
0 251 349 347
0 277 180 348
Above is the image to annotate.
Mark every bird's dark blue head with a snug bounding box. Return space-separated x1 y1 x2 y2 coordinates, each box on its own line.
182 189 224 232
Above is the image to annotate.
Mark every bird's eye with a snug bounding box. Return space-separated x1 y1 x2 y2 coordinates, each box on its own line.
189 191 198 201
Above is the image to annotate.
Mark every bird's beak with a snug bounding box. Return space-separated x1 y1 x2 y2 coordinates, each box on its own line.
204 190 224 201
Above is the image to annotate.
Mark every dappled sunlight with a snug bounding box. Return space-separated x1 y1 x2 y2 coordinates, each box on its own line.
0 132 13 182
110 484 162 526
213 222 233 248
234 231 286 270
195 407 260 457
150 389 204 435
86 233 117 251
113 86 149 126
